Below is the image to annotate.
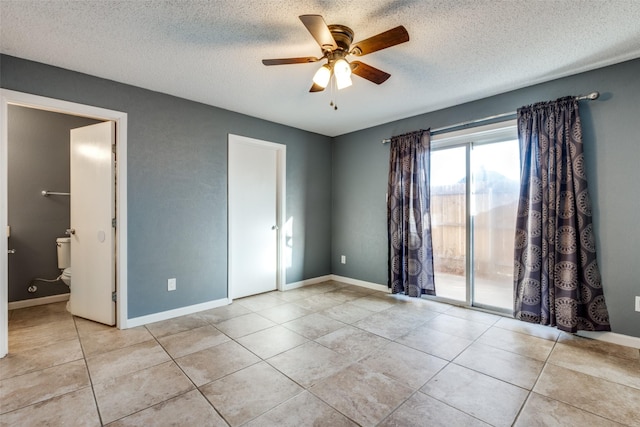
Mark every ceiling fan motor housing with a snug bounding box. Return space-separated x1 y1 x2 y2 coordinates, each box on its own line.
327 25 354 53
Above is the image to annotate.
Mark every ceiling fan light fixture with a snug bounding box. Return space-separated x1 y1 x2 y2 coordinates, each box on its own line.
333 58 351 78
333 58 352 90
336 73 352 90
312 64 331 88
262 16 410 94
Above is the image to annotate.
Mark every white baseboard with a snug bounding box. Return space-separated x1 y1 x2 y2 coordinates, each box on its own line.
577 330 640 350
8 293 70 310
330 275 389 293
282 275 333 291
125 297 230 328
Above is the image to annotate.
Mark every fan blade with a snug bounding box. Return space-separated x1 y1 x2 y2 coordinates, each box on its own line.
350 26 409 56
350 61 391 85
262 57 320 66
309 82 325 92
299 15 337 51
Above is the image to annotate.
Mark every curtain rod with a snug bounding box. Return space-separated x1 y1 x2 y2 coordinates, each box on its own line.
381 91 600 144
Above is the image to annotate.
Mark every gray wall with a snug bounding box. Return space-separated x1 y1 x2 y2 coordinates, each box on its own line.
3 54 639 339
1 54 332 318
332 58 640 338
8 106 100 301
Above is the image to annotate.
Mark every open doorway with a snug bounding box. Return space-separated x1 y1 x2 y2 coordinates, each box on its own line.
1 89 129 358
7 106 102 306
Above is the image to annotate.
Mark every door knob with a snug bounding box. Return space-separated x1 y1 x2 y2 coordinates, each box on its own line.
8 249 15 254
272 225 279 230
66 228 76 235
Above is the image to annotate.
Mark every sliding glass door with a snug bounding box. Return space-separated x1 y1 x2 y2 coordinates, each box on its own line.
470 140 520 310
430 122 519 312
431 147 467 302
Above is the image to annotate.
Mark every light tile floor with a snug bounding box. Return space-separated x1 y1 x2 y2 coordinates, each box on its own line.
1 281 639 426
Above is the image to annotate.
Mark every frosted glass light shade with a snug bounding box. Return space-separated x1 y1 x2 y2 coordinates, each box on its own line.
312 65 331 88
334 59 352 90
336 74 352 89
333 59 351 78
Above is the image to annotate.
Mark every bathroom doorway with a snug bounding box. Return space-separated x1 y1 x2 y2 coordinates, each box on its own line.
0 89 129 358
7 107 101 305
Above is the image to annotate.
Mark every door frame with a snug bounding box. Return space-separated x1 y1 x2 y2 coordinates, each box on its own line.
227 134 286 302
0 89 128 358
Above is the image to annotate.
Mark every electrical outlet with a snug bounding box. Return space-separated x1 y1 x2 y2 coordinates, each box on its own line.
168 278 176 291
635 296 640 312
341 255 346 264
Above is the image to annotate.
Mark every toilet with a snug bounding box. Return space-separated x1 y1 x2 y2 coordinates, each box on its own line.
56 237 72 286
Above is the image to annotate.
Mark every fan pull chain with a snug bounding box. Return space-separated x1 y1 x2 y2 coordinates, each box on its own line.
329 75 338 110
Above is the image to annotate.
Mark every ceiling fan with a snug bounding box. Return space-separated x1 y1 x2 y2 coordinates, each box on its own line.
262 15 409 93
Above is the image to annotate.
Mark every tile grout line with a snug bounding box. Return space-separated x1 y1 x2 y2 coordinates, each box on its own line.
74 315 105 426
449 318 529 425
510 327 599 426
148 303 357 425
289 290 448 425
146 321 235 427
535 334 640 426
234 285 365 425
403 317 514 425
1 313 103 420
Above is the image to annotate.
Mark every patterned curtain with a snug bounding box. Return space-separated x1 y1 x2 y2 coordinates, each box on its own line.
514 97 610 332
387 130 435 297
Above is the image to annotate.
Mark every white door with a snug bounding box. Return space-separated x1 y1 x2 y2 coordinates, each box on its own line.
228 135 281 299
69 121 115 325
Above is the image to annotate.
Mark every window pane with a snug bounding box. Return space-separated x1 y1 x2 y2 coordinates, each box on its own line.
471 140 520 310
431 147 466 302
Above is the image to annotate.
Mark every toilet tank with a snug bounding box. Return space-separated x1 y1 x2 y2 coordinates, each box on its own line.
56 237 71 269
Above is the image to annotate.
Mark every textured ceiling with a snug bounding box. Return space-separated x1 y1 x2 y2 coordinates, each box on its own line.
2 1 640 137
